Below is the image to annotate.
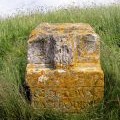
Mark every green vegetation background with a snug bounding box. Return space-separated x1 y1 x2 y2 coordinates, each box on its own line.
0 5 120 120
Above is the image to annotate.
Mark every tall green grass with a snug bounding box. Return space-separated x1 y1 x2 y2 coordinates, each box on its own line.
0 5 120 120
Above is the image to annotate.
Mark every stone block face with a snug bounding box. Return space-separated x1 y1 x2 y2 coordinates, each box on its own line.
26 23 104 112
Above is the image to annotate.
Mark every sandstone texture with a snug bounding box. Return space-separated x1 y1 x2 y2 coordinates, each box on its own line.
26 23 104 112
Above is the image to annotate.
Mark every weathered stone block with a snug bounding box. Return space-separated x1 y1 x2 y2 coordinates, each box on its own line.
26 23 104 112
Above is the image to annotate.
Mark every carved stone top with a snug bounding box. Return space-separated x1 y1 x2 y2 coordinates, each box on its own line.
27 23 100 68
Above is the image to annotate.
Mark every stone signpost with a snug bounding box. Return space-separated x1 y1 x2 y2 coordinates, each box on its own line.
26 23 104 112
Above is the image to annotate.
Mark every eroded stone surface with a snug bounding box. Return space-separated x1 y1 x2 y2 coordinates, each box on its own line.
26 23 104 112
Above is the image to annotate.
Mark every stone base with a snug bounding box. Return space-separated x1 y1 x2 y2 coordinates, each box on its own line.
26 63 104 113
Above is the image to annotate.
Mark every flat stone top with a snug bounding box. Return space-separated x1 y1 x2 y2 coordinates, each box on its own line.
28 23 95 43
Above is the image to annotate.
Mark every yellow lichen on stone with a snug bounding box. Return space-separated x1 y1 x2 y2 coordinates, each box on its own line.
26 23 104 113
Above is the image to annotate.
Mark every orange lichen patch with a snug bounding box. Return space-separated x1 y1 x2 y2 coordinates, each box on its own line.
26 62 104 112
26 23 104 113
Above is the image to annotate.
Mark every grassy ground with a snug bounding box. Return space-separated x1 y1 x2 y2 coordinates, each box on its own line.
0 5 120 120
